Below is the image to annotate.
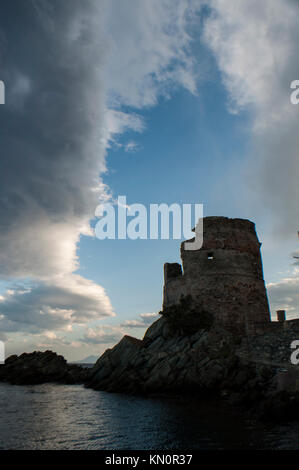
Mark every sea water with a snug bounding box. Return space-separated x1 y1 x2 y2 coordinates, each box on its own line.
0 382 298 450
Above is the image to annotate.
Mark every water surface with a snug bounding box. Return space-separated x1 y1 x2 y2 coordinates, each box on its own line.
0 382 297 450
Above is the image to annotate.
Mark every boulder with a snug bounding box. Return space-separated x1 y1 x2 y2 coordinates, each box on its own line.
0 350 90 385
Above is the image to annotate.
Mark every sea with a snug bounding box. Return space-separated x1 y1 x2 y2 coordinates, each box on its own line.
0 381 298 450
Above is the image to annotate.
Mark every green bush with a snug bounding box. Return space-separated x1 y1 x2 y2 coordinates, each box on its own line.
160 295 214 335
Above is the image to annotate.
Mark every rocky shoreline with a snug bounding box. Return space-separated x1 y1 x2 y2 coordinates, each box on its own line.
0 350 89 385
84 303 299 423
2 309 299 423
2 218 299 422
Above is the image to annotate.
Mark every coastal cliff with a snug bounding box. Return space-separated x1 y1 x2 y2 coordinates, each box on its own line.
88 313 241 393
86 302 299 421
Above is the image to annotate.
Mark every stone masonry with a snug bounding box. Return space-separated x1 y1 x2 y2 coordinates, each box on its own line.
163 216 271 335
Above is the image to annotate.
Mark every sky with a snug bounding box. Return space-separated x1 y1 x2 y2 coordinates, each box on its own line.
0 0 299 361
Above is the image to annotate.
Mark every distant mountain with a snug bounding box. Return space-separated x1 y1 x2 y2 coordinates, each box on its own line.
74 355 98 364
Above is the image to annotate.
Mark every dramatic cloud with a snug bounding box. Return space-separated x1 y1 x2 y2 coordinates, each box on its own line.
201 0 299 319
0 274 114 334
0 0 202 279
203 0 299 237
0 1 203 343
0 0 107 279
7 0 299 349
103 0 201 108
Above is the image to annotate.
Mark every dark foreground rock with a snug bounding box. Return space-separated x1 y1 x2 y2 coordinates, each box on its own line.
86 312 299 423
87 317 238 394
0 350 90 385
87 317 258 396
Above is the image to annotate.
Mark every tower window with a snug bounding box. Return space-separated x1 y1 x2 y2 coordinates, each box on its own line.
207 252 214 260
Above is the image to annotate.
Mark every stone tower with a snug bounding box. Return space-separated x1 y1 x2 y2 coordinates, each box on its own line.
163 217 271 335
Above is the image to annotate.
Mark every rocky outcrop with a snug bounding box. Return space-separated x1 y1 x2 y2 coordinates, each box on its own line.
86 305 299 422
84 215 299 422
87 312 268 396
0 350 90 385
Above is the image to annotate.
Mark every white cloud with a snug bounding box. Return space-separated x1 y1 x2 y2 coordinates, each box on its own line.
0 1 202 280
124 141 140 153
0 274 114 334
0 217 89 280
121 312 159 328
82 312 159 346
267 268 299 320
5 1 299 350
101 109 145 150
82 326 124 345
103 0 200 109
0 1 203 343
202 0 299 237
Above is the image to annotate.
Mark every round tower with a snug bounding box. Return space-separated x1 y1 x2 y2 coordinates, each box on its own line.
163 217 271 334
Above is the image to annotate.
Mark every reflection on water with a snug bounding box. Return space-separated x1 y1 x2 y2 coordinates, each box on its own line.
0 382 298 450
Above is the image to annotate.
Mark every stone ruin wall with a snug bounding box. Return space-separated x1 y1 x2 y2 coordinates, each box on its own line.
162 217 271 335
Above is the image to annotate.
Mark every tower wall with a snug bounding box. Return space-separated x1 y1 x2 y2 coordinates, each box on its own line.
163 217 271 335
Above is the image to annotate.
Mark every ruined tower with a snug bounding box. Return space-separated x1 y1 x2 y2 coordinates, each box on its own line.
163 217 271 335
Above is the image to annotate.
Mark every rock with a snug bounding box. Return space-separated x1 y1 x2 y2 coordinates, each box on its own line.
86 316 240 396
144 360 173 392
192 332 209 351
0 351 89 385
5 355 18 365
82 290 299 424
146 336 165 351
233 370 249 389
143 317 166 343
88 335 144 392
176 353 190 370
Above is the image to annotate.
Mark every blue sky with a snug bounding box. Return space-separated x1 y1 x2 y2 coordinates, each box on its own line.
78 81 252 325
1 0 299 361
